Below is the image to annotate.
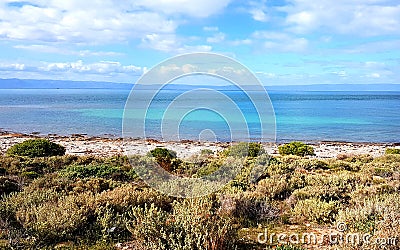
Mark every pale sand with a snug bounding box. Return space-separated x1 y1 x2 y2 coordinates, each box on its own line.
0 133 397 159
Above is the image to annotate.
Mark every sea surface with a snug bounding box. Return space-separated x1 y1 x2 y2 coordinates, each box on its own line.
0 88 399 143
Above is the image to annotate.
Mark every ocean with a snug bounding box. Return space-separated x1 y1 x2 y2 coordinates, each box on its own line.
0 88 399 143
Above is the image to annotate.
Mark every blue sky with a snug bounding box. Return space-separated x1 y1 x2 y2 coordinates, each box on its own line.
0 0 399 85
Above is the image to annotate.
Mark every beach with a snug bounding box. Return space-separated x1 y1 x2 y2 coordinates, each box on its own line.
0 132 394 158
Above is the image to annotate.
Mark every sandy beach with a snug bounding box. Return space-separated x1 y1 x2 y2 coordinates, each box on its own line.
0 132 396 159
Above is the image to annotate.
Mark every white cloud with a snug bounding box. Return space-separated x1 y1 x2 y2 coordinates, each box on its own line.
332 71 348 78
229 39 253 46
256 72 276 78
133 0 232 18
141 33 212 53
367 72 381 78
283 0 400 36
246 0 269 22
13 44 123 57
0 0 232 45
250 9 268 22
0 59 144 82
41 60 142 74
0 62 26 71
251 31 309 52
206 32 226 43
203 26 219 32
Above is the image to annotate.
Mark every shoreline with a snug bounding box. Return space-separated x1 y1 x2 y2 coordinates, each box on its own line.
0 131 397 159
1 129 397 145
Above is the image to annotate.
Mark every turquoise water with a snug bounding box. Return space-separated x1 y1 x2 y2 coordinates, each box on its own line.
0 89 399 142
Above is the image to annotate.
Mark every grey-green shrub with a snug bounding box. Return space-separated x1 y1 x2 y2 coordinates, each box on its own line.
126 198 237 250
386 148 400 155
278 142 315 157
60 164 121 179
6 139 65 158
225 142 265 158
291 198 338 224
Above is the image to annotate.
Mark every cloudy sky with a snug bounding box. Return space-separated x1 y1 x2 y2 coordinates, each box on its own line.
0 0 399 85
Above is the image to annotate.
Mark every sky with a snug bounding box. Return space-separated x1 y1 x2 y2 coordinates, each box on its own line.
0 0 399 86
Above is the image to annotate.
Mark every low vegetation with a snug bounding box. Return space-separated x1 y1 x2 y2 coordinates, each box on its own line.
278 141 315 157
6 139 65 157
386 147 400 155
0 140 399 249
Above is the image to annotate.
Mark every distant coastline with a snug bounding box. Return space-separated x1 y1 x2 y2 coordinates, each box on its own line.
1 78 400 91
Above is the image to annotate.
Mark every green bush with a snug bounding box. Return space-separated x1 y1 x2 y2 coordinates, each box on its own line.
200 149 214 155
225 142 265 158
386 148 400 155
6 139 65 158
149 148 181 172
196 160 222 177
149 147 177 159
60 164 122 179
278 142 315 157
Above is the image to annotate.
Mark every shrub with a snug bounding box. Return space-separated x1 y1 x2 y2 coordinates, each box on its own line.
0 177 20 196
21 171 40 179
15 192 96 242
6 139 65 158
386 148 400 155
278 142 315 157
95 184 172 212
274 246 305 250
264 156 297 176
294 159 329 171
329 160 353 171
364 154 400 178
337 193 400 241
200 149 214 156
219 193 280 225
0 182 172 247
126 197 237 250
149 147 177 159
60 164 122 179
0 167 6 175
291 198 338 224
255 175 293 200
225 142 265 158
292 172 363 202
149 148 181 172
196 160 222 177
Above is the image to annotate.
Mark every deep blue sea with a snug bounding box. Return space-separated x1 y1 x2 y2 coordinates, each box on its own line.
0 89 399 143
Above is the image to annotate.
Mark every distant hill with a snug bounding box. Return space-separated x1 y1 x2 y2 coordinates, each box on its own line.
264 84 400 92
0 78 133 89
0 78 399 91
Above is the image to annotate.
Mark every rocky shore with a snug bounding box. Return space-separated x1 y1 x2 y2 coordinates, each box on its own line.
0 131 396 158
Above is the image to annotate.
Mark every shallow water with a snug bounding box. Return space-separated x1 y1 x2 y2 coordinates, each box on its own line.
0 89 399 142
